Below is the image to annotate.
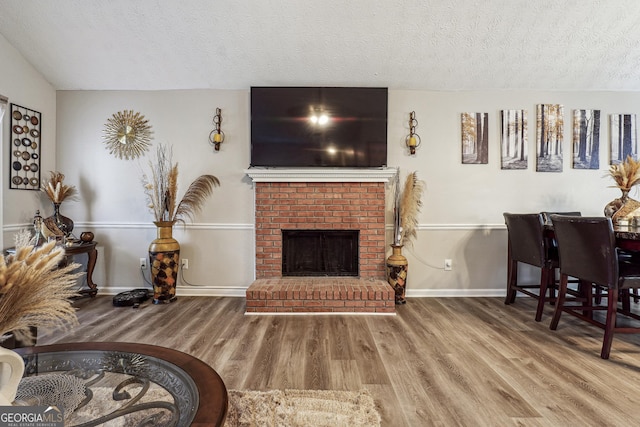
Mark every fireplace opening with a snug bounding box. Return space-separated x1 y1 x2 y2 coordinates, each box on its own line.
282 230 359 277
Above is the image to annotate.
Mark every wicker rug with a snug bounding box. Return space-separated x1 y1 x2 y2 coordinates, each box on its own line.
224 389 381 427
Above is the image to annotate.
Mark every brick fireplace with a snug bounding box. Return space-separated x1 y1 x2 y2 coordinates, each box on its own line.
244 168 397 314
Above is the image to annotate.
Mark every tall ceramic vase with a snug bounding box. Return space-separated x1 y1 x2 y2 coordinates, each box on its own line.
149 221 180 304
386 244 408 305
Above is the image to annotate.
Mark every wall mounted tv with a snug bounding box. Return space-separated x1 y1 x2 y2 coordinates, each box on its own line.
250 87 388 168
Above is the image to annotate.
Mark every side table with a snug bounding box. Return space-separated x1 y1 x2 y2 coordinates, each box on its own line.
61 241 99 297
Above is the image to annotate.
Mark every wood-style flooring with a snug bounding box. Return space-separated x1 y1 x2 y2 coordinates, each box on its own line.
39 295 640 426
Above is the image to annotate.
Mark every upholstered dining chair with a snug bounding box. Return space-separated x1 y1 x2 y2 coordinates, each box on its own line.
549 215 640 359
540 211 582 301
503 213 558 321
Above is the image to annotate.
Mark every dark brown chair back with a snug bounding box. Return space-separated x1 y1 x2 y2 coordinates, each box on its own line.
540 211 581 224
549 215 617 288
503 213 546 268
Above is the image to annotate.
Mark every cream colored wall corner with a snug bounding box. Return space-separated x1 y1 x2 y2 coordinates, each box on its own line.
0 33 57 250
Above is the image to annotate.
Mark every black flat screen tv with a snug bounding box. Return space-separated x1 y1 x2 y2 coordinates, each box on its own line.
250 87 388 168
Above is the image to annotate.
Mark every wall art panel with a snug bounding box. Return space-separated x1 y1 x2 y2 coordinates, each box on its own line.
9 103 41 190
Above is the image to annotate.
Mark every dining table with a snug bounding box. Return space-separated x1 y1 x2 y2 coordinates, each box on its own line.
611 224 640 251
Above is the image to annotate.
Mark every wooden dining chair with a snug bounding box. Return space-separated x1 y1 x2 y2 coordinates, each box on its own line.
503 213 559 321
549 215 640 359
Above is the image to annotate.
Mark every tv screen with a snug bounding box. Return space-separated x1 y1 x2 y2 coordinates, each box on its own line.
250 87 388 168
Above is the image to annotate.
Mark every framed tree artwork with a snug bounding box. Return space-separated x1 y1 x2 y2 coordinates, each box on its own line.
536 104 564 172
461 113 488 164
610 114 637 164
500 109 527 170
572 109 600 169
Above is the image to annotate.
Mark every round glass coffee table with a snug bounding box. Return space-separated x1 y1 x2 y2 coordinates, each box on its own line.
15 342 227 426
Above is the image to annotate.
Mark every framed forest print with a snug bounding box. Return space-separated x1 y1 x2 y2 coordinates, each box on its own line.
500 109 527 170
572 109 600 169
610 113 637 164
461 113 488 164
536 104 564 172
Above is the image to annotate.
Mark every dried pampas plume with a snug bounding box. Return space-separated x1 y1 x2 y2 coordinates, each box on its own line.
608 155 640 191
142 144 220 223
0 232 82 342
393 171 425 247
41 171 77 203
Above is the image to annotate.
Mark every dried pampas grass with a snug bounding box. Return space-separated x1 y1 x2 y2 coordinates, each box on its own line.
142 144 220 223
0 231 81 342
41 171 77 203
393 171 425 247
608 155 640 191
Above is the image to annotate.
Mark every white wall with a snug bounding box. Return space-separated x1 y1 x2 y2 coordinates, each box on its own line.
6 74 640 296
388 90 637 296
54 90 254 295
0 33 57 250
51 89 639 297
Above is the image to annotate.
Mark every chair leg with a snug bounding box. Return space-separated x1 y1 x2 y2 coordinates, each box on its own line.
535 267 551 322
550 274 568 330
580 280 593 320
594 285 602 305
620 289 631 312
601 287 618 359
505 259 518 305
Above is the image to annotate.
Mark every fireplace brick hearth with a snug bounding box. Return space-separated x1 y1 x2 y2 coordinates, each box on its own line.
245 168 396 314
246 278 395 313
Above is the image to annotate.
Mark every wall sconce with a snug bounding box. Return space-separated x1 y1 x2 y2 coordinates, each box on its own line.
405 111 421 155
208 108 225 151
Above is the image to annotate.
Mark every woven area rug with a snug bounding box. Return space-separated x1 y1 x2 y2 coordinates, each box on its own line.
224 389 381 427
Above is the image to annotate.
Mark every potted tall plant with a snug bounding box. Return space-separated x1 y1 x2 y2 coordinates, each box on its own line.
141 144 220 304
387 170 425 304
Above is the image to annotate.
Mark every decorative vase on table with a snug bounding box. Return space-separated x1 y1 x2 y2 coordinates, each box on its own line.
48 202 74 236
386 244 408 305
148 221 180 304
605 189 640 224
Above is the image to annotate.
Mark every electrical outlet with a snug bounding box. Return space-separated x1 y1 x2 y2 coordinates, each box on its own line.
444 259 452 271
140 258 147 270
181 258 189 270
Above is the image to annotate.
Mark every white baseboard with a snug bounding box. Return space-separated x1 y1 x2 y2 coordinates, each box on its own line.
406 289 506 298
96 286 505 298
95 286 246 297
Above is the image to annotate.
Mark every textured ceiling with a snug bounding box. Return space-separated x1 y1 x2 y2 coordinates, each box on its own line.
1 0 640 91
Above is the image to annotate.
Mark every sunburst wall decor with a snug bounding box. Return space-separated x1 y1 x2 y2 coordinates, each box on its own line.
102 110 153 160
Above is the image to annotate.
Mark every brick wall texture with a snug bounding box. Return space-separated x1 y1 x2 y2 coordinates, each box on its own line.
254 182 387 279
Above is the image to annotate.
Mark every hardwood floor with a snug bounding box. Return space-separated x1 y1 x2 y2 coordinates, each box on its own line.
39 295 640 426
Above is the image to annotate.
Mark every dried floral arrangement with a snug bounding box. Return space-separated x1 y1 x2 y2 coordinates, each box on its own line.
393 170 425 247
0 230 81 342
41 171 77 203
142 144 220 224
608 155 640 191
